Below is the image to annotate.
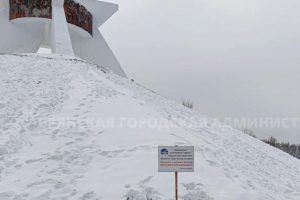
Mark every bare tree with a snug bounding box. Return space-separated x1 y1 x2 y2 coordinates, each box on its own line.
241 128 257 138
182 99 194 109
263 136 278 147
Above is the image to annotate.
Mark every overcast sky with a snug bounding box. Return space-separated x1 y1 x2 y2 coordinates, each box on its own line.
97 0 300 142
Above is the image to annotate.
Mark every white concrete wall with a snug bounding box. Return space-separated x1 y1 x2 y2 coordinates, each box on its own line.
0 1 44 53
0 0 126 77
70 28 126 77
79 0 118 27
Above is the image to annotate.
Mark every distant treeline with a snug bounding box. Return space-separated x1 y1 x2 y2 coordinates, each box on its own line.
180 99 300 160
243 129 300 160
263 136 300 159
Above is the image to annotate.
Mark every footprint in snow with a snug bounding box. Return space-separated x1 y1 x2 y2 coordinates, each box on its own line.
80 191 97 200
25 158 43 164
0 103 5 109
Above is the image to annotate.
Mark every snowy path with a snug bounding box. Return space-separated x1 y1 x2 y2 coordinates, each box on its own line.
0 54 300 200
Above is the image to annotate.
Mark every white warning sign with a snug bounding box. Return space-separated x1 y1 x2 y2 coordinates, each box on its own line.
158 146 194 172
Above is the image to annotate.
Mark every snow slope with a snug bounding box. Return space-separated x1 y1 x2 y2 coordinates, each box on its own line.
0 54 300 200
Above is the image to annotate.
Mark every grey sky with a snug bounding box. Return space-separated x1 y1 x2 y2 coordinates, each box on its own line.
100 0 300 142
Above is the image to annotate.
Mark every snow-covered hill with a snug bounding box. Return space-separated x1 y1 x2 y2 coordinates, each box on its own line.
0 54 300 200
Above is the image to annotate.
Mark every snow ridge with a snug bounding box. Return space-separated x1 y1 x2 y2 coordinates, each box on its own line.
0 54 300 200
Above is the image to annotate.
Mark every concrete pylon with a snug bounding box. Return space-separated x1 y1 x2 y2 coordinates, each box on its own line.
51 0 74 56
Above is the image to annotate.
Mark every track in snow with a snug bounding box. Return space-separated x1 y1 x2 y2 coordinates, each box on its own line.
0 54 300 200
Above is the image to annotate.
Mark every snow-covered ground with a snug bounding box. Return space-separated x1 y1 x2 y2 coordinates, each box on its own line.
0 54 300 200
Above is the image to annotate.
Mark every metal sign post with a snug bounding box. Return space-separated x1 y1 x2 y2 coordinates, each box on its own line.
175 171 178 200
158 146 194 200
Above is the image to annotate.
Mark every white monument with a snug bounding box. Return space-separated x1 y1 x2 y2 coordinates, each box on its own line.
0 0 126 77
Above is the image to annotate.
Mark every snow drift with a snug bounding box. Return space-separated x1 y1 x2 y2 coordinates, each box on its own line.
0 54 300 200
